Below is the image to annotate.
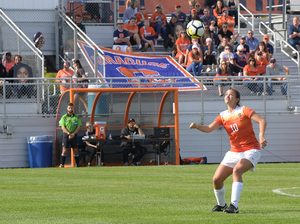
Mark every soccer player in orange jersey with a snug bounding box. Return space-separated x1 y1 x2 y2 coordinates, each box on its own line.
190 88 267 213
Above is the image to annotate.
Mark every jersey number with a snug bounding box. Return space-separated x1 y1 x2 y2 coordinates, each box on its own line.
230 123 239 132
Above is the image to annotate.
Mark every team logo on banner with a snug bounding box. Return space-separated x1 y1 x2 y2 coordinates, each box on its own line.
78 41 206 90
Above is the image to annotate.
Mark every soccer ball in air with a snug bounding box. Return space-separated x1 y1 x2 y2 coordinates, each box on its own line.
186 20 205 39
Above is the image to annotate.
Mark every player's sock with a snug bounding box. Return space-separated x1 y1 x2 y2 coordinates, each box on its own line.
214 185 226 206
139 44 142 48
61 154 66 165
231 182 243 208
74 154 80 167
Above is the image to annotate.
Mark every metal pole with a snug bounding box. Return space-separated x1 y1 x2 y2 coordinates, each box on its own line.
94 48 98 77
283 0 286 30
269 0 272 30
55 7 60 70
74 29 78 59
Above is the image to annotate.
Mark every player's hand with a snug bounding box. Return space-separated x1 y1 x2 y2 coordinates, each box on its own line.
189 123 197 129
260 135 267 149
134 124 140 129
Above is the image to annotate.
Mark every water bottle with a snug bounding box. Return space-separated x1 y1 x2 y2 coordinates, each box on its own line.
171 51 175 57
238 70 242 77
108 134 112 140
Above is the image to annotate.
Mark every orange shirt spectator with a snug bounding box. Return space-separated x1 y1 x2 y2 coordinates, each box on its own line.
243 64 258 81
123 23 139 37
136 13 149 24
218 8 235 32
255 57 269 75
186 51 202 68
139 26 155 37
175 38 191 58
150 13 167 27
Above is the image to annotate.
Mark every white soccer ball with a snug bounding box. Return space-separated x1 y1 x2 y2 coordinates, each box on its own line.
186 20 205 39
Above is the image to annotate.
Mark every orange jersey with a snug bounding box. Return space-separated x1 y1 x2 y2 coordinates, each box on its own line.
123 23 139 37
5 61 14 73
150 13 167 27
243 65 258 81
139 26 155 37
218 16 235 32
175 38 191 58
186 51 202 67
136 13 149 23
215 106 261 152
255 58 269 74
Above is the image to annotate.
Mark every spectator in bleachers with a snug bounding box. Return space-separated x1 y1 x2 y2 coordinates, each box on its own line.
288 16 300 59
262 35 273 59
164 15 178 51
136 5 149 29
55 61 74 94
112 20 133 53
186 45 203 76
139 18 156 52
243 57 263 95
218 36 233 54
74 14 86 33
123 17 143 51
254 42 270 62
123 0 139 24
200 6 216 30
0 57 7 96
203 38 217 72
150 4 167 40
219 44 234 73
185 38 203 65
187 9 200 24
204 0 217 16
233 45 247 75
2 51 14 73
217 8 237 36
234 36 250 57
255 51 269 76
72 59 88 112
15 64 33 98
85 2 101 23
213 0 225 23
175 30 191 66
200 23 214 46
172 4 187 27
224 0 239 28
213 59 231 96
245 29 259 57
266 58 289 96
218 22 238 46
200 7 218 46
195 2 204 19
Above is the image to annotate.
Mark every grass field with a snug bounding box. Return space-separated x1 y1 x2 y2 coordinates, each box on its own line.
0 163 300 224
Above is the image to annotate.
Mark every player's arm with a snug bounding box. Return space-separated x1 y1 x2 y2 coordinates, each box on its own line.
250 112 267 149
189 121 220 133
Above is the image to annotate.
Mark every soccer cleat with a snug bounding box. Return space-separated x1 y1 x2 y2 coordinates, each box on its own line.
60 164 64 168
131 161 140 166
210 203 228 212
223 203 239 213
124 161 129 166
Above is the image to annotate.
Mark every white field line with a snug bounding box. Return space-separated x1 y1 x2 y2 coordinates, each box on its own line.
272 187 300 197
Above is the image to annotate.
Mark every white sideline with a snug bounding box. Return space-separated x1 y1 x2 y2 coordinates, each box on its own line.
272 187 300 197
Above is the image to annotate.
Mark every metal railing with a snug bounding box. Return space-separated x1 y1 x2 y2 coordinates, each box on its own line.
259 21 277 54
56 9 106 78
280 39 300 75
0 76 299 121
238 3 254 34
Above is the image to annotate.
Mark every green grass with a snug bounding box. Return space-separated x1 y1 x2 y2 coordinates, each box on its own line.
0 163 300 223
